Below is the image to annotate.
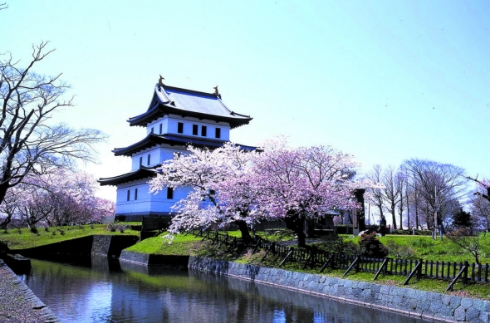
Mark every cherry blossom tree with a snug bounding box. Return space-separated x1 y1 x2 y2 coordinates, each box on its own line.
252 138 370 247
0 169 114 231
149 143 262 241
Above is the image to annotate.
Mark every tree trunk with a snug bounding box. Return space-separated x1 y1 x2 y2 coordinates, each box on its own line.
285 212 306 247
377 205 384 224
391 202 397 230
0 213 12 229
399 192 403 230
235 220 251 243
0 182 9 206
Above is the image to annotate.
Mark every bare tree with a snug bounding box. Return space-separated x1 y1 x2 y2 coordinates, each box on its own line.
366 165 404 229
382 165 401 230
447 227 484 264
467 178 490 233
366 165 386 225
403 159 467 232
0 42 105 205
396 170 407 229
466 176 490 203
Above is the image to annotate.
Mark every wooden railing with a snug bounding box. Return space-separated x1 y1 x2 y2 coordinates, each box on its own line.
193 229 489 289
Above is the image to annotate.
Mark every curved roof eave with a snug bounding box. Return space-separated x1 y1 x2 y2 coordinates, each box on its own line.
112 134 258 157
128 105 252 128
127 84 252 128
97 168 157 186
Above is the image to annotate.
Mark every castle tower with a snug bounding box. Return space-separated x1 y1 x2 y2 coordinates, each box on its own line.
98 82 253 222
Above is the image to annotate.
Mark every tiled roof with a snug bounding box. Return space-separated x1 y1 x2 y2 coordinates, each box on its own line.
128 84 252 128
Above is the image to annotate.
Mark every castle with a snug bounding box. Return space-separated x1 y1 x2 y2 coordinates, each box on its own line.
98 81 254 222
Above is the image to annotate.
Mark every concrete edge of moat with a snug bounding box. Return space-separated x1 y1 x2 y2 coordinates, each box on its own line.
0 260 60 323
188 256 490 323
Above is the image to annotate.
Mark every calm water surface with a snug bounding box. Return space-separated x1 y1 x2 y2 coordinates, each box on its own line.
20 257 427 323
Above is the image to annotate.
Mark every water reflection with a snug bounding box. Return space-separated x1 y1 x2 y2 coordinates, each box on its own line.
21 257 427 323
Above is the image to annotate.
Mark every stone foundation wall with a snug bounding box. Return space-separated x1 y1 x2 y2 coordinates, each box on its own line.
0 260 59 323
188 257 490 323
17 235 139 260
119 250 189 267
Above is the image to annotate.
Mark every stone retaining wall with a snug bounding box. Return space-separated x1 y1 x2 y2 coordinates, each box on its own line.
119 250 189 267
0 260 59 323
17 235 139 260
188 256 490 323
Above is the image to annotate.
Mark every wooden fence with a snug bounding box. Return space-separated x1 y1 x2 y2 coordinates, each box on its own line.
194 229 490 290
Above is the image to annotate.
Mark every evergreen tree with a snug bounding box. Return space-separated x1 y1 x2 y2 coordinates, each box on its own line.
452 208 472 229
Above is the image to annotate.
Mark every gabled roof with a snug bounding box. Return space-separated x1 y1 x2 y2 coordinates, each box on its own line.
97 167 158 186
113 133 257 157
128 84 252 128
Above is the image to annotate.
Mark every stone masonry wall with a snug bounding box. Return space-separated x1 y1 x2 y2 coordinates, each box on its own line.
188 256 490 323
119 250 189 267
0 260 60 323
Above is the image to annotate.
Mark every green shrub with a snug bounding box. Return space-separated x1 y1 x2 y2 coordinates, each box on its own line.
359 232 388 258
106 223 117 232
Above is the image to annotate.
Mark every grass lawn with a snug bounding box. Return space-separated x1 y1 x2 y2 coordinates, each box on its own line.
124 232 203 255
0 224 139 250
342 234 490 264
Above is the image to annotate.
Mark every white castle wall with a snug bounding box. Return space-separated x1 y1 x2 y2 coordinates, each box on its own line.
116 179 191 216
146 115 231 140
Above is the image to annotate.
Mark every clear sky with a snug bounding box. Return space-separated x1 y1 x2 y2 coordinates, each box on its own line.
2 0 489 202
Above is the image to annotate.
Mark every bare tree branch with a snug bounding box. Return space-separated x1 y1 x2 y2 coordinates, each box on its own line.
465 175 490 202
0 42 106 205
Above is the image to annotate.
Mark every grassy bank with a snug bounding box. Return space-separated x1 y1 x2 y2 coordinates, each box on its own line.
138 230 490 299
4 227 490 299
0 224 139 250
124 233 203 255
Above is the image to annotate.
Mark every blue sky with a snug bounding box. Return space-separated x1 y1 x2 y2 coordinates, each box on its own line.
2 0 489 201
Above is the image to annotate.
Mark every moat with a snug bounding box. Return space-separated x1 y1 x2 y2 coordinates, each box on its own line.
18 257 427 323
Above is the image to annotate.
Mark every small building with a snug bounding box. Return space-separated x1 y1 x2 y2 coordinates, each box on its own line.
98 81 254 223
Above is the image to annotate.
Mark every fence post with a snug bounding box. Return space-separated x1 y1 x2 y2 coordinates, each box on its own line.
417 259 422 280
302 249 315 270
252 237 261 254
373 258 389 281
343 256 360 277
279 248 294 267
403 260 423 285
446 261 469 292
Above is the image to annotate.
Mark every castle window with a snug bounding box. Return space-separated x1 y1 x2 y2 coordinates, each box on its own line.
159 123 162 134
139 156 142 166
167 187 174 199
147 154 151 165
178 122 184 134
134 188 138 200
215 128 221 139
192 124 198 135
201 125 207 137
151 127 154 133
127 190 130 201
